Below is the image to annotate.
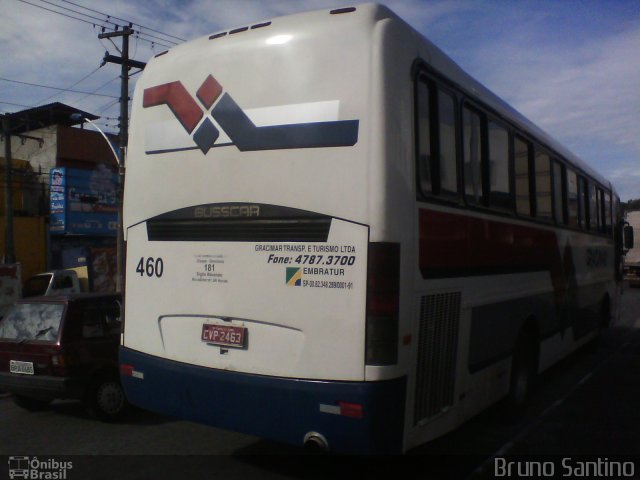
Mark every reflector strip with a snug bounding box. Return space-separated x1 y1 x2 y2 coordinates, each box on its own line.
338 401 363 419
120 364 144 379
319 402 364 418
319 404 341 415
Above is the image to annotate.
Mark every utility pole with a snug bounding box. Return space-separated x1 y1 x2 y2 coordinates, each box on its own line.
98 27 145 293
2 115 15 264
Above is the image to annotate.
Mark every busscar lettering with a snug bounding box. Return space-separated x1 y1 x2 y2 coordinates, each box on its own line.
195 205 260 218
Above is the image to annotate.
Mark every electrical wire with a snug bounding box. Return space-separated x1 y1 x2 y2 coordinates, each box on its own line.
73 76 119 105
35 66 103 106
36 0 119 28
0 77 119 99
59 0 186 42
14 0 175 49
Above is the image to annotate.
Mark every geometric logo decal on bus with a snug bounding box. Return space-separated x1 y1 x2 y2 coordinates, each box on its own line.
285 267 302 286
143 74 360 154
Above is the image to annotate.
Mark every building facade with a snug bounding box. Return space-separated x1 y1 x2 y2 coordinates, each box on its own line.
0 103 118 290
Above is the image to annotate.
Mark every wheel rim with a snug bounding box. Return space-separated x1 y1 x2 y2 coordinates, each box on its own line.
96 381 124 415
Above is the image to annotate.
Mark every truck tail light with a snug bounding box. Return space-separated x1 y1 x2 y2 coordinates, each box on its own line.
365 242 400 365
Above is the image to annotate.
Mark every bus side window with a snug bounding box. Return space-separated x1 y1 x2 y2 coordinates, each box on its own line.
604 190 612 233
463 106 483 205
438 90 458 196
578 176 588 229
591 184 600 232
415 77 458 199
488 121 511 211
514 136 532 217
534 150 552 221
552 160 566 225
596 187 603 232
416 79 433 195
567 169 579 228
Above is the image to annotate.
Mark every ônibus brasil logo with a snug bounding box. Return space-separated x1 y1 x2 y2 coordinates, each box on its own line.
143 74 359 154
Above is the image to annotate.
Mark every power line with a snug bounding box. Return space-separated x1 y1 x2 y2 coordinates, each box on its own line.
59 0 186 42
0 77 119 99
15 0 107 29
14 0 176 49
35 66 103 106
73 76 119 105
36 0 119 28
94 98 120 115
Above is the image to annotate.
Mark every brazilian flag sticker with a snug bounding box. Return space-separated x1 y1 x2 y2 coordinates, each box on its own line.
286 267 302 286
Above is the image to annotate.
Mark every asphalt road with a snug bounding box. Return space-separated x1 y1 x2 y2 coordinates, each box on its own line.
1 285 639 479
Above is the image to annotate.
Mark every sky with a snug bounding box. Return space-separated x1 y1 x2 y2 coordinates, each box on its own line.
1 0 638 201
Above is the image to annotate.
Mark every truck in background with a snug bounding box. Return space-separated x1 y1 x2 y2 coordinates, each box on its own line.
22 268 87 298
624 211 640 287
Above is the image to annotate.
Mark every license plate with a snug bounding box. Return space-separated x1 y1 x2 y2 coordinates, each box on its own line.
201 324 246 348
10 360 34 375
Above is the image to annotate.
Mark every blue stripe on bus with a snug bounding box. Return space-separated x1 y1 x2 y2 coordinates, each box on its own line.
119 347 406 454
467 285 604 374
212 93 360 151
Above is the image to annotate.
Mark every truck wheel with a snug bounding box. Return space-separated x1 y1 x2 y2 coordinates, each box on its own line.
86 375 127 421
13 395 51 411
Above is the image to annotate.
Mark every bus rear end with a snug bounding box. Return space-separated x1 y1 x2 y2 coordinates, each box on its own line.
120 6 406 454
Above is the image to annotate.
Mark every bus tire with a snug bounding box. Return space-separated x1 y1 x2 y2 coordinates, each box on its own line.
85 374 127 422
599 296 611 329
586 296 611 353
506 331 537 418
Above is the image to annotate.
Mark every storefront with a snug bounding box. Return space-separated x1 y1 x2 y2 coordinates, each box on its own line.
49 165 118 292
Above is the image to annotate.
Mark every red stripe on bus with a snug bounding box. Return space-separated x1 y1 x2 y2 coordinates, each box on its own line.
143 81 203 133
418 209 568 292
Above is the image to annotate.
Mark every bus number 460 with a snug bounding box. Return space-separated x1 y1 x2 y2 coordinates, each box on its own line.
136 257 164 278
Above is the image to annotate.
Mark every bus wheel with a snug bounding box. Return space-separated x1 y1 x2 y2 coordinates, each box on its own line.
86 374 127 421
13 395 51 411
506 332 537 418
600 296 611 329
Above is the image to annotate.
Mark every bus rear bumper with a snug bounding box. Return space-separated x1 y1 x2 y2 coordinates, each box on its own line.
119 347 406 454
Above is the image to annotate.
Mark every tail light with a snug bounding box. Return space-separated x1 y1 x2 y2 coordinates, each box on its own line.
51 353 71 375
51 354 66 367
365 242 400 365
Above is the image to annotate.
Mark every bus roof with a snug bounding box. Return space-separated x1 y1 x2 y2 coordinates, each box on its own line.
141 2 613 194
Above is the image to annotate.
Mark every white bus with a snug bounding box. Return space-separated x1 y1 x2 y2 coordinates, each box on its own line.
120 4 624 454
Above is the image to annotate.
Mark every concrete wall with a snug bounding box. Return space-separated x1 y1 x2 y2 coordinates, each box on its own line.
0 217 46 281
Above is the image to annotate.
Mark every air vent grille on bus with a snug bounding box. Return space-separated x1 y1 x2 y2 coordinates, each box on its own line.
146 218 332 242
414 292 461 425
